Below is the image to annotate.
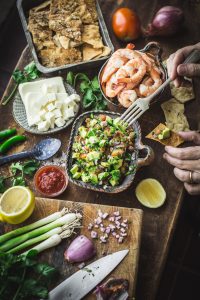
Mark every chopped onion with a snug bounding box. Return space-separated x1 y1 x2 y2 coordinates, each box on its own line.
65 235 96 262
145 6 184 37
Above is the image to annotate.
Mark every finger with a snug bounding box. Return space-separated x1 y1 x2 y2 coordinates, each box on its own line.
177 63 200 77
184 182 200 195
167 54 175 78
174 167 200 183
170 46 194 80
163 153 200 171
178 131 200 145
165 145 200 160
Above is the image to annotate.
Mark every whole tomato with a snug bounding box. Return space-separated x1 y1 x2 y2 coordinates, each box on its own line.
112 8 141 41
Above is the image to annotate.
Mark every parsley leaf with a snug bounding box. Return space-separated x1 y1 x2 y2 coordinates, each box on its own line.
0 176 7 193
66 72 107 111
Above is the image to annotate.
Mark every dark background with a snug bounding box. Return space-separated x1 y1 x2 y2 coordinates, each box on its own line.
1 1 200 299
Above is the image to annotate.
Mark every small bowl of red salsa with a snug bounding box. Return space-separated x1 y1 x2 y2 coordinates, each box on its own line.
34 165 68 197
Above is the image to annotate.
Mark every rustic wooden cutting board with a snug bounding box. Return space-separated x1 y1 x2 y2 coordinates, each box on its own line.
0 197 143 298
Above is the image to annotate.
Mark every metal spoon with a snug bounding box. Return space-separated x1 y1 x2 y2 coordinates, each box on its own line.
0 138 61 166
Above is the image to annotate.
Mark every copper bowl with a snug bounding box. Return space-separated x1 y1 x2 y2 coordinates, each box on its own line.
98 42 168 113
66 111 154 194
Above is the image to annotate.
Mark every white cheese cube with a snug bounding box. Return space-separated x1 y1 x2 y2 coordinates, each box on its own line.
63 107 75 120
53 108 62 118
55 117 65 127
45 111 55 123
56 93 69 104
46 93 57 102
69 93 81 102
37 120 50 132
39 109 46 120
54 100 63 109
47 103 56 112
31 115 41 125
50 122 55 129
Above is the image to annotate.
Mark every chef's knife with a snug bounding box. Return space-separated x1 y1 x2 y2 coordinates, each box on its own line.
47 249 129 300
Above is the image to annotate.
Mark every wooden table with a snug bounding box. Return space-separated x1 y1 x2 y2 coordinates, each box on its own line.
1 1 200 299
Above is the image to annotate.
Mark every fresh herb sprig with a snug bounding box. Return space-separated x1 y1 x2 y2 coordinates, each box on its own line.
0 160 40 192
2 61 40 106
0 250 57 300
66 71 107 111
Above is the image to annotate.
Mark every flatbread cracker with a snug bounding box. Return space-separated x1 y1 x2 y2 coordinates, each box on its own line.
82 25 104 48
161 98 189 132
170 81 194 103
146 123 184 147
96 46 111 58
82 44 102 61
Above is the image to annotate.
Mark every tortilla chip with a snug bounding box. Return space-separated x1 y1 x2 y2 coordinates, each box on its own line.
82 25 104 48
96 46 111 58
82 44 102 61
146 123 184 147
170 81 194 103
161 98 189 132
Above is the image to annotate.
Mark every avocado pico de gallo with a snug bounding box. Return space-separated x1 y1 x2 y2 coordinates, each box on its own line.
152 127 171 140
70 114 136 187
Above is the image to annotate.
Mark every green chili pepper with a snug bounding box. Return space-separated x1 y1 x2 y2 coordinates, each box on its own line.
0 128 17 142
0 135 27 154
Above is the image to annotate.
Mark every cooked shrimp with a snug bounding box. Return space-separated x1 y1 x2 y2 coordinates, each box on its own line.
115 57 146 86
139 67 162 97
101 44 139 83
117 89 138 108
105 73 126 98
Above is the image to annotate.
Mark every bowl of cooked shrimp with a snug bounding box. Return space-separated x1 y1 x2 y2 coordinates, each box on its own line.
98 42 168 110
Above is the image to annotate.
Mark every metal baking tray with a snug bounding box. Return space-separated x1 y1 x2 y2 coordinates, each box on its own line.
17 0 114 74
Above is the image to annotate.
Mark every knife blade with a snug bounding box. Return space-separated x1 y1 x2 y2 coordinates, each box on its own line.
48 249 129 300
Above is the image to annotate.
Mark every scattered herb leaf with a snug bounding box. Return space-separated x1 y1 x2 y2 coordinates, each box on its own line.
2 62 40 106
66 72 107 111
0 251 57 300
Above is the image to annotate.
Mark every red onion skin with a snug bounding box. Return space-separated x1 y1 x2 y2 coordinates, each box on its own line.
65 235 96 263
146 6 184 37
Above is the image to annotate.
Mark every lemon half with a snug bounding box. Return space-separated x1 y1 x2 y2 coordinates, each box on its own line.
135 178 166 208
0 186 35 224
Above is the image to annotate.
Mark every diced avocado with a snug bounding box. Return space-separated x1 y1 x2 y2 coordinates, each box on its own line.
158 128 171 140
113 118 121 127
72 172 82 179
99 140 106 147
110 127 116 134
111 169 121 179
72 153 80 159
70 164 79 175
106 116 113 125
114 159 123 169
90 173 98 184
109 178 119 187
88 136 98 144
81 173 90 183
87 151 101 161
98 172 109 181
90 119 98 127
101 161 109 168
78 126 87 138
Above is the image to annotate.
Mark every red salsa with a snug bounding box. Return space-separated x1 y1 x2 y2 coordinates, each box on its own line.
35 165 67 196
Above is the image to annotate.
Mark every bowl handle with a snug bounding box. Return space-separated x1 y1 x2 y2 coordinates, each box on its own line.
137 143 154 169
142 41 163 59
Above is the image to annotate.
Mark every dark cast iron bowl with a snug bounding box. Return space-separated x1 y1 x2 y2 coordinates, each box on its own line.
98 42 168 113
66 111 154 194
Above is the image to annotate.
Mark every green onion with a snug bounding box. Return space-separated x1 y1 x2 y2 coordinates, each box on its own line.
0 208 68 245
22 230 74 255
0 213 82 252
7 227 62 254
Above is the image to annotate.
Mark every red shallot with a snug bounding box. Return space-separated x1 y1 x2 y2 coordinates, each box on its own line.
145 6 184 37
64 235 96 262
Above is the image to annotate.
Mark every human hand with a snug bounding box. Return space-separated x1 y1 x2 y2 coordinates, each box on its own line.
167 42 200 87
163 131 200 195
